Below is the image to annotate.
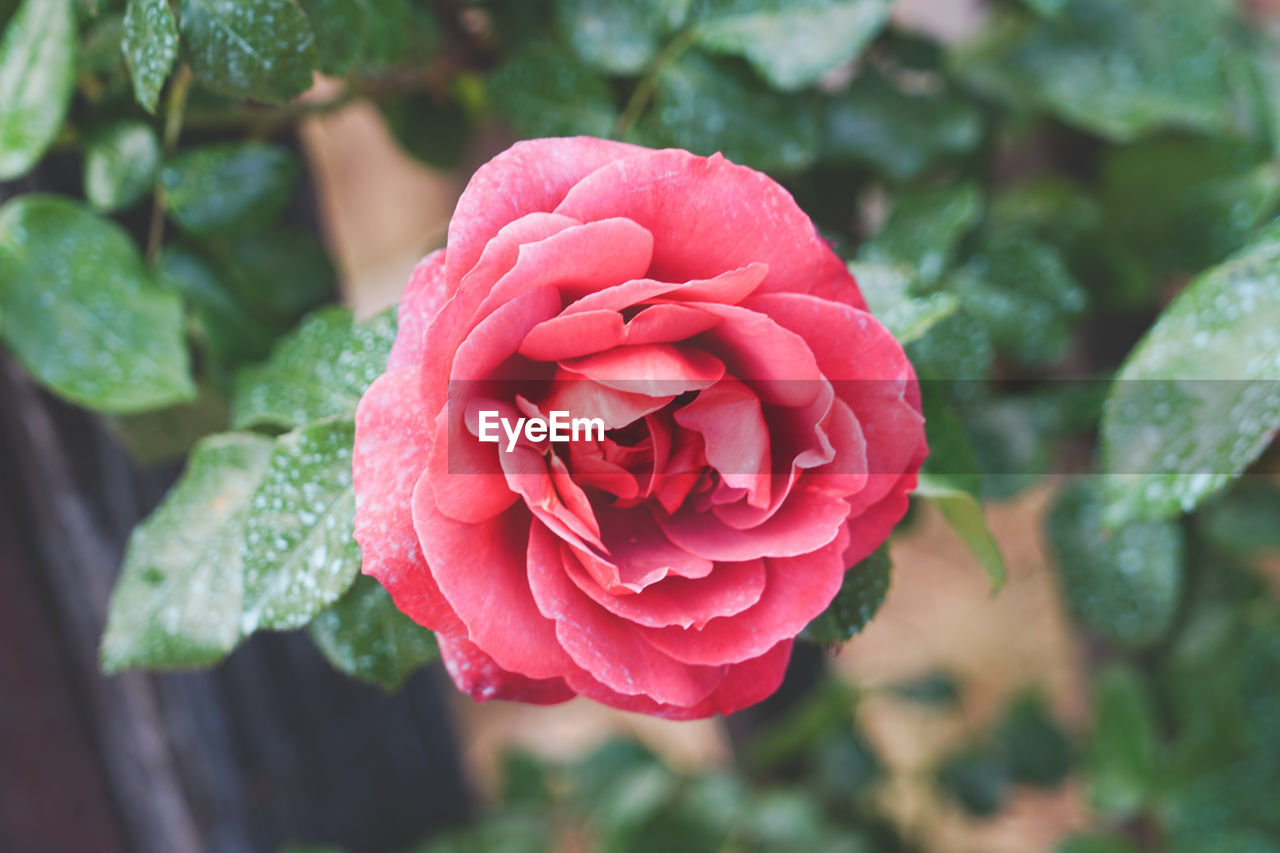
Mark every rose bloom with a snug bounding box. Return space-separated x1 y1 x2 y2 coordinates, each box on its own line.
353 138 926 719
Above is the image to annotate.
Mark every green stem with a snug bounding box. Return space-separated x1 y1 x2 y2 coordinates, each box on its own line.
146 65 193 264
615 29 696 139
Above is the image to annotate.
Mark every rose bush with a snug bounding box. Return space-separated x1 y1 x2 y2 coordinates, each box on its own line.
352 137 926 719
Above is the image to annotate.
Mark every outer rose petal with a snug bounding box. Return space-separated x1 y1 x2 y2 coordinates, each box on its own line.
437 634 574 705
388 250 448 371
445 137 644 289
353 367 463 635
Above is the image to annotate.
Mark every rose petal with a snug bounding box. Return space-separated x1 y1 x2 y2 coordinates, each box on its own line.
437 634 574 705
624 303 722 346
561 342 725 398
657 485 849 561
674 378 771 509
520 310 627 361
388 250 448 371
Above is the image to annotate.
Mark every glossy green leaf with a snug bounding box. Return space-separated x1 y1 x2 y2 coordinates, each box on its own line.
0 0 75 180
241 418 360 632
1087 665 1158 816
83 121 160 211
101 433 273 671
556 0 688 75
861 183 982 288
915 474 1006 591
1048 480 1184 648
162 142 299 235
692 0 890 91
298 0 365 75
0 196 195 413
800 545 890 645
636 50 819 173
158 243 278 363
489 45 618 138
179 0 318 104
823 72 983 182
1100 224 1280 523
951 0 1236 141
231 306 396 430
122 0 178 112
308 575 439 691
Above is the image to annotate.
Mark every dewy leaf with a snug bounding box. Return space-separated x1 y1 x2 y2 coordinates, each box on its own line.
231 306 397 430
122 0 179 113
307 575 439 691
1047 480 1184 648
297 0 366 75
101 433 273 671
692 0 890 91
801 545 891 645
556 0 689 76
860 183 982 288
0 0 75 180
179 0 318 104
951 0 1236 141
161 142 299 235
823 72 984 182
636 50 819 173
488 45 618 139
914 473 1006 591
0 195 196 413
83 121 160 212
1100 223 1280 523
241 418 361 632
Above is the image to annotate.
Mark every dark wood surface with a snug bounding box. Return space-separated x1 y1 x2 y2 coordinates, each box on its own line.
0 355 473 853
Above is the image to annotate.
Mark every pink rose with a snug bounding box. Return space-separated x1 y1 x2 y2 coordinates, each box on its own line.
352 137 926 719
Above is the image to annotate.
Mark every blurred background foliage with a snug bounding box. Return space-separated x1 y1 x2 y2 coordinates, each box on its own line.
2 0 1280 851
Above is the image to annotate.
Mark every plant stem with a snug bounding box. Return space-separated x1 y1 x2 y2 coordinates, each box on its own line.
615 29 696 139
146 65 193 264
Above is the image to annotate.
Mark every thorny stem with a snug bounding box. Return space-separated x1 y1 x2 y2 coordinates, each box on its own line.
146 65 193 265
614 29 696 139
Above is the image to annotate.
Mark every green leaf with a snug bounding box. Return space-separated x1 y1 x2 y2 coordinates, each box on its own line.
1018 0 1066 14
101 433 273 671
122 0 178 112
1100 224 1280 523
800 545 891 645
1047 480 1184 648
298 0 365 75
0 196 196 413
241 417 361 632
1197 478 1280 557
158 243 278 364
921 392 983 497
108 384 232 465
996 694 1072 788
382 92 471 170
951 0 1236 141
914 473 1006 591
950 232 1086 366
936 746 1009 817
902 305 993 382
179 0 318 104
556 0 688 76
823 71 983 182
489 45 618 138
83 121 160 212
307 575 439 691
232 306 396 430
636 50 819 173
219 225 335 328
860 183 982 288
889 670 961 708
0 0 75 180
1086 665 1158 816
1057 837 1142 853
691 0 890 91
161 142 299 235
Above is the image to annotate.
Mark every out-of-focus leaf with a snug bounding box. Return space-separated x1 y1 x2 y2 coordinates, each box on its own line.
950 232 1086 366
556 0 688 76
1087 665 1158 816
823 72 983 182
220 225 335 328
915 474 1006 591
921 391 982 497
801 545 891 645
307 575 438 691
489 45 618 138
860 183 982 288
937 746 1009 817
691 0 890 91
358 0 439 70
951 0 1237 141
1048 480 1184 648
298 0 365 75
382 93 470 169
122 0 178 112
1057 837 1142 853
903 306 993 383
84 121 160 211
162 142 299 235
636 50 819 173
0 0 75 180
101 433 272 671
240 417 360 631
231 306 396 430
108 384 231 465
158 243 277 364
0 196 195 413
1197 478 1280 557
1100 223 1280 523
179 0 318 104
997 694 1072 788
889 670 961 708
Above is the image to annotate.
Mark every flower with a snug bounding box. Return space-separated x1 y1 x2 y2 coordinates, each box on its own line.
352 137 926 719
